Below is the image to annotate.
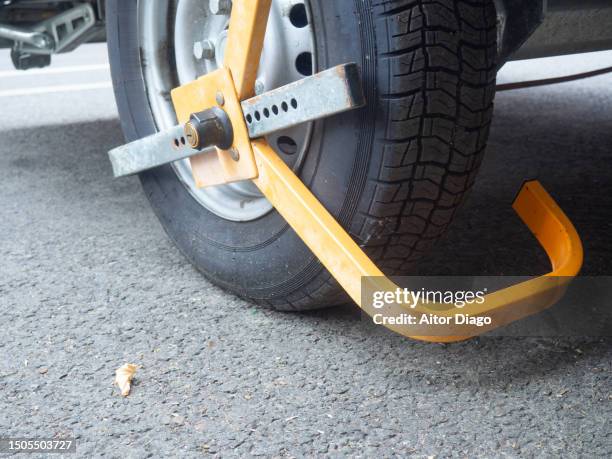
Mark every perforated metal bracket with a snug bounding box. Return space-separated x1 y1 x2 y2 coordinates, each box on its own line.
17 4 97 55
242 63 365 138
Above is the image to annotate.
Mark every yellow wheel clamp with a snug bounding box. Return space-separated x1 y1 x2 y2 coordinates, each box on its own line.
108 0 583 343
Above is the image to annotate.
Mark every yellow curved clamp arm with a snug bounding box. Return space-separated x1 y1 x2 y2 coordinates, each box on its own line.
252 141 583 342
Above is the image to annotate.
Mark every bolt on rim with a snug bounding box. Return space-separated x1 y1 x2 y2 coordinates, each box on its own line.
138 0 316 222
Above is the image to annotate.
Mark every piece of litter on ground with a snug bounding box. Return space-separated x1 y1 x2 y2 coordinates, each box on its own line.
114 363 138 396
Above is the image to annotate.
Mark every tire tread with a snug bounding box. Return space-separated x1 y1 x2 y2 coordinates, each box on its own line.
267 0 496 310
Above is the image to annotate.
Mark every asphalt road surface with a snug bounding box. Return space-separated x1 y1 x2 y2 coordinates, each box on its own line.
1 44 611 457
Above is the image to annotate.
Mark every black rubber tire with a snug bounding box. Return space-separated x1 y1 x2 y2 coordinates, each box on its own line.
106 0 497 310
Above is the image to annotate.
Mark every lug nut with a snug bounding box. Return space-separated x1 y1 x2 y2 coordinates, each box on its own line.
209 0 232 15
193 39 215 60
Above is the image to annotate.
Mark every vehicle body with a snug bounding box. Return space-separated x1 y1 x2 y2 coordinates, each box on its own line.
3 1 612 69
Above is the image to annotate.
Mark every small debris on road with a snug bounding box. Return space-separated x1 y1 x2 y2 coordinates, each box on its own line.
114 363 138 396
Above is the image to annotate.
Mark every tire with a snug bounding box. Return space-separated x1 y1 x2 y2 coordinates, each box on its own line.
106 0 497 310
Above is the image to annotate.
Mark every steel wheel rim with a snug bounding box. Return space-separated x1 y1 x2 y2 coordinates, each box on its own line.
138 0 316 222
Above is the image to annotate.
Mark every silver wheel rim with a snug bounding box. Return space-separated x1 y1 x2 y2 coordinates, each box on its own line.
138 0 316 222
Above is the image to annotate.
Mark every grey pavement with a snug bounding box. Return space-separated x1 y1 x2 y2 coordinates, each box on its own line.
0 44 610 457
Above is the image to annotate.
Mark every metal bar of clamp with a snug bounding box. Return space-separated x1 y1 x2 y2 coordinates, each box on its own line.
108 63 365 178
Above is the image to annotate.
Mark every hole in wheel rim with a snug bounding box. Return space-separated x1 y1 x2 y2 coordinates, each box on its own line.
277 136 298 155
289 4 309 28
295 52 313 76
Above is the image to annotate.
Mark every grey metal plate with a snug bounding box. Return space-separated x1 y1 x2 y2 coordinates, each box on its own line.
241 63 365 138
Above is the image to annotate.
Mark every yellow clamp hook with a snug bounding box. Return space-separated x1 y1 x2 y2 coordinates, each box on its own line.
253 143 583 342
